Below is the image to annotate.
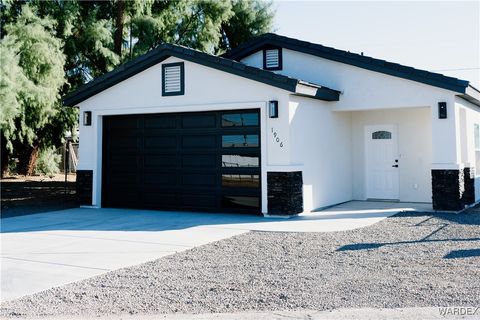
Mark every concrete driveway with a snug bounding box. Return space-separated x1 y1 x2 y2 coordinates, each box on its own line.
1 201 430 301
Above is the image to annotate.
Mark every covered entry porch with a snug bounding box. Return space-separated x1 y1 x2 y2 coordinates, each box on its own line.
347 101 476 212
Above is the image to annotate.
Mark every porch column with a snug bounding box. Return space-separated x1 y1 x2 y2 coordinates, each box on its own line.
431 99 469 211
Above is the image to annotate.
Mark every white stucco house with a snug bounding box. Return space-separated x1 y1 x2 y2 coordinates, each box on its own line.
64 33 480 216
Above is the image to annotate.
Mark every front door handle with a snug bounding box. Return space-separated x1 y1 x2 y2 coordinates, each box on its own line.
392 164 398 168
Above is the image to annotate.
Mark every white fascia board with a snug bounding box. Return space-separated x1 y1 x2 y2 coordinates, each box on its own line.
295 83 318 97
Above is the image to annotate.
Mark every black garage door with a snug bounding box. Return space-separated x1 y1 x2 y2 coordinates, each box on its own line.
102 110 261 214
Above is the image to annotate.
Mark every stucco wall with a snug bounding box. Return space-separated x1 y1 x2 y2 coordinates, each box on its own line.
351 107 432 203
288 96 352 211
241 48 459 168
241 48 455 110
455 96 480 201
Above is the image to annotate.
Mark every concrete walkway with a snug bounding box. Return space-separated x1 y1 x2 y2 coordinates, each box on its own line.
1 201 431 302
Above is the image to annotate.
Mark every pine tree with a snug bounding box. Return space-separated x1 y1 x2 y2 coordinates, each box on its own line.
219 0 274 52
1 6 67 175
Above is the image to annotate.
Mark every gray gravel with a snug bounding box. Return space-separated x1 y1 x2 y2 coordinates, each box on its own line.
1 211 479 318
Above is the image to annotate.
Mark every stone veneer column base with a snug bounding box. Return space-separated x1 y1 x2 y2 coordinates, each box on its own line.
462 167 475 206
431 169 464 211
76 170 93 206
267 171 303 216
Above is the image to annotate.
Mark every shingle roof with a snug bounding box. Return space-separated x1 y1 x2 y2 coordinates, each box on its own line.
63 44 340 106
223 33 471 94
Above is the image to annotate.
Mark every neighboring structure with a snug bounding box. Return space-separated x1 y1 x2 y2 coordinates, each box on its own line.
64 33 480 216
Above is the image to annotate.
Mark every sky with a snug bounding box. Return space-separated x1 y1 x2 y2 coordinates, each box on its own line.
272 1 480 88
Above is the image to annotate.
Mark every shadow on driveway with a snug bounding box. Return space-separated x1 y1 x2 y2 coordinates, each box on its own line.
0 206 404 234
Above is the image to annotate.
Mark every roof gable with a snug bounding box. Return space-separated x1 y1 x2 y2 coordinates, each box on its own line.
63 44 340 106
223 33 470 94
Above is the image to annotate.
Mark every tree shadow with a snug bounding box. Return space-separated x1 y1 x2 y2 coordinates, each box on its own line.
444 249 480 259
337 211 480 253
391 210 480 226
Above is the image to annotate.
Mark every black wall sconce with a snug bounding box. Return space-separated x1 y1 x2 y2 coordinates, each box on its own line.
438 102 447 119
83 111 92 126
269 100 278 118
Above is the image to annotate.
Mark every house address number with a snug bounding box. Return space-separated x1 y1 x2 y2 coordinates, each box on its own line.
271 127 284 148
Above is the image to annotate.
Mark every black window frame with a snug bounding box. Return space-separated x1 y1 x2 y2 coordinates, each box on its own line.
263 46 282 71
162 62 185 96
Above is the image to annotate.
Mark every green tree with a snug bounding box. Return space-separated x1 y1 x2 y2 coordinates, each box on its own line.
219 0 274 52
129 0 232 57
0 0 274 176
1 6 69 175
0 42 26 175
129 0 273 57
34 0 119 89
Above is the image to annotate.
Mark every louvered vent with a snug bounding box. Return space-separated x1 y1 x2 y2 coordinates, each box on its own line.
265 49 279 68
164 65 181 93
263 48 282 70
162 62 185 96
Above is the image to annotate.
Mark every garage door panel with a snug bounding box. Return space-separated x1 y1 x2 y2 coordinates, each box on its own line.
103 110 260 213
108 154 139 166
181 154 216 167
182 135 216 149
221 134 259 148
181 114 216 128
181 173 217 186
109 174 140 185
107 136 140 150
106 190 140 204
144 136 177 149
143 192 178 206
144 116 176 129
144 154 177 167
222 195 260 210
221 154 260 168
222 174 260 188
108 117 141 129
180 194 217 208
143 172 177 185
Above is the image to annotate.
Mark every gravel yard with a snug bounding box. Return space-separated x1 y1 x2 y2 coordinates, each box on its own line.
1 211 479 318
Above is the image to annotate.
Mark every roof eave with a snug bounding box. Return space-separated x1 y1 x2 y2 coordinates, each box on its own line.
224 33 469 94
458 85 480 107
294 82 340 101
63 44 339 106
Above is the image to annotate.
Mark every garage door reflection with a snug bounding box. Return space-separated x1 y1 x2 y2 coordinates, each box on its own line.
222 195 260 209
222 174 260 188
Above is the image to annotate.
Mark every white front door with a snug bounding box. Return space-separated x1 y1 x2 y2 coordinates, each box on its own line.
365 125 399 200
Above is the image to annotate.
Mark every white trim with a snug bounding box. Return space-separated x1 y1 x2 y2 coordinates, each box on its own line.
89 101 268 115
266 164 304 172
430 163 464 170
259 103 268 214
295 83 317 96
93 114 103 207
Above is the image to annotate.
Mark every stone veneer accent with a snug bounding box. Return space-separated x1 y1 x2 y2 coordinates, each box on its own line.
462 167 475 206
76 170 93 206
432 169 465 211
267 171 303 216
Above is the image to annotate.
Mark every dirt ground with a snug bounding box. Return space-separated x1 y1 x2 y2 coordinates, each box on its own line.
1 174 78 219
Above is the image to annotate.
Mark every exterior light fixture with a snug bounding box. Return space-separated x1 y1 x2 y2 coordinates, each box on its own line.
269 100 278 118
83 111 92 126
438 102 447 119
